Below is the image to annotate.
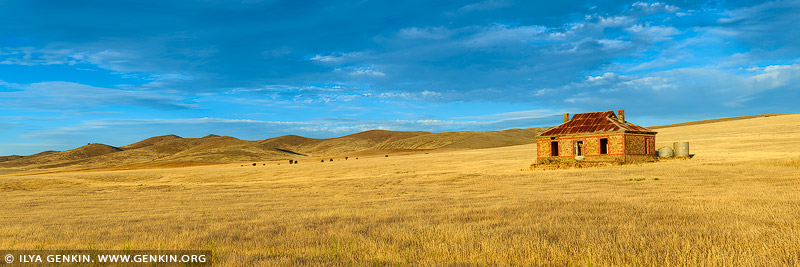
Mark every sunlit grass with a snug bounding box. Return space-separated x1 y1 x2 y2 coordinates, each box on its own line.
1 114 800 266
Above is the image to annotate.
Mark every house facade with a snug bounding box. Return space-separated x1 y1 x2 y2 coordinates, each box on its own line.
536 110 657 163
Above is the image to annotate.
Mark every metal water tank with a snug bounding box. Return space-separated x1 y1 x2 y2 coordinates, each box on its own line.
658 147 674 157
673 142 690 157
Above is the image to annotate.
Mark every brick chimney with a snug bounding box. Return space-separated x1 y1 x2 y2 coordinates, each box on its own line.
563 113 569 123
618 109 625 123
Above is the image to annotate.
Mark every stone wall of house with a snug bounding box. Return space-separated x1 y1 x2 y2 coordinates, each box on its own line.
536 134 626 160
623 134 656 155
584 137 599 155
536 133 661 164
559 139 572 156
536 138 574 158
605 134 625 155
536 139 549 158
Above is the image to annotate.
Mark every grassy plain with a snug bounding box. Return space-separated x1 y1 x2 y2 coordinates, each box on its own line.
1 114 799 266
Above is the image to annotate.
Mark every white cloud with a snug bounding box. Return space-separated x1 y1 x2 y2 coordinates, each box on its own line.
453 109 554 120
347 66 386 77
585 72 628 86
631 2 680 14
308 52 364 63
620 76 676 91
0 80 194 111
397 27 454 40
627 24 681 42
0 47 81 66
744 64 800 93
465 24 547 47
597 16 635 28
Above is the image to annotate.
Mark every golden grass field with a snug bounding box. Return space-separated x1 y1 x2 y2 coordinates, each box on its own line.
1 114 799 266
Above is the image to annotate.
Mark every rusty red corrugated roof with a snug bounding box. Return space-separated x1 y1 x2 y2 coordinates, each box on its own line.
538 110 656 136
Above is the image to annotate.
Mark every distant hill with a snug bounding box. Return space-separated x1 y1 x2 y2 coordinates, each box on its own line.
0 128 549 170
120 134 183 150
0 155 23 163
0 144 122 168
376 128 544 150
650 114 789 129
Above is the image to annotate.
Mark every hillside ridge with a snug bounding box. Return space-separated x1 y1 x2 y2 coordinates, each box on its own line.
0 128 547 170
650 114 790 129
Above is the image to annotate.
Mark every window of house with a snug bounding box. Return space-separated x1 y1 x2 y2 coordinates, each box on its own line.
600 138 608 154
645 137 650 154
551 141 559 156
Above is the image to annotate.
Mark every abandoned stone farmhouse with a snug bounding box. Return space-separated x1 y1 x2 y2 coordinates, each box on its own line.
536 110 657 163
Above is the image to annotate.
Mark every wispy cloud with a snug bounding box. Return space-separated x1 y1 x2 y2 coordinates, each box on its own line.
453 109 555 120
0 80 195 111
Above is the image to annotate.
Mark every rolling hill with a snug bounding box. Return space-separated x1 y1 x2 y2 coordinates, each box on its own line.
0 127 549 170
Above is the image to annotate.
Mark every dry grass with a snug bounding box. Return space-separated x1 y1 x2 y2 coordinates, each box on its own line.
1 115 799 266
758 157 800 167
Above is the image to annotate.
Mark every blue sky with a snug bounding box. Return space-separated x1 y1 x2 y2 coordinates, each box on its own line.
1 0 799 155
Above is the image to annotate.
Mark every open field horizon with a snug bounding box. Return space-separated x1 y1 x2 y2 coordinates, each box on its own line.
1 114 800 265
0 113 789 175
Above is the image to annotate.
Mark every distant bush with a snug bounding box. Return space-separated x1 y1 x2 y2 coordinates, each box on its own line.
289 160 294 164
329 158 333 162
252 163 257 166
321 159 325 163
345 157 348 160
385 155 389 157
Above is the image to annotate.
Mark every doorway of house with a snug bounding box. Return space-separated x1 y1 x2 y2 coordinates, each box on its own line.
574 141 584 160
550 141 559 156
600 138 608 154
